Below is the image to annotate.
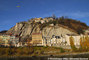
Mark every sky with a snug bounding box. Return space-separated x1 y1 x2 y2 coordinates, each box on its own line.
0 0 89 31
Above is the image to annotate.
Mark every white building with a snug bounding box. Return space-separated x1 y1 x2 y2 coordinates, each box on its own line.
42 34 89 49
50 35 61 46
64 34 81 48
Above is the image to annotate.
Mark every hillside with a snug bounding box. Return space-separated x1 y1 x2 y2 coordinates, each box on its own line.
39 17 88 34
0 30 7 34
6 17 89 41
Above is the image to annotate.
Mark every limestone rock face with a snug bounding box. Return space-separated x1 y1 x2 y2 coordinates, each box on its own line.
7 21 77 41
42 25 77 40
7 22 32 36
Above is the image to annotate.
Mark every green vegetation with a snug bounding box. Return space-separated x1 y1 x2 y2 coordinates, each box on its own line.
0 47 34 56
0 46 66 56
60 47 65 53
1 44 89 57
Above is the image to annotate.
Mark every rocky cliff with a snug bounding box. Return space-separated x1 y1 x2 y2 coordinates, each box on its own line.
7 20 78 42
